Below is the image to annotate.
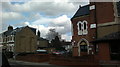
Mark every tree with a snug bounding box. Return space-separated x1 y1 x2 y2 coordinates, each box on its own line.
46 29 61 42
51 36 65 50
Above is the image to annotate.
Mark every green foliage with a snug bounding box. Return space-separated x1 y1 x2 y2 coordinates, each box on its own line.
51 36 65 51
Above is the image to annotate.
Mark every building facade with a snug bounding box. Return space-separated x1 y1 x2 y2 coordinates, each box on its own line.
37 37 49 49
71 2 120 61
0 26 37 53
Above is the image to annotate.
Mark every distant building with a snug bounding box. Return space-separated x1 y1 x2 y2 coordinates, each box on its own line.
0 25 37 53
61 41 72 52
71 1 120 61
37 37 49 50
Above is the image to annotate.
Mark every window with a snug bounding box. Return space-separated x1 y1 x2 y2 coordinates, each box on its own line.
84 22 86 29
77 21 83 35
79 23 82 30
77 20 88 35
83 20 88 35
117 1 120 16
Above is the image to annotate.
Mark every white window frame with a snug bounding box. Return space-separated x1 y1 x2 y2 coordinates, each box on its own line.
83 20 88 35
77 21 83 35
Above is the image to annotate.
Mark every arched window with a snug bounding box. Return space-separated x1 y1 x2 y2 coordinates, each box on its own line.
77 20 88 35
84 22 86 29
77 21 82 35
79 23 82 30
83 20 88 35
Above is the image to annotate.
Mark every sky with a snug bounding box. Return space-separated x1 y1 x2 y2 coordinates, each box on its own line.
0 0 89 41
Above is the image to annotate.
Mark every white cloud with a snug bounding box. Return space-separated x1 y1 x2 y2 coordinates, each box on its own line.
31 15 71 34
61 34 72 41
31 17 52 25
1 12 25 23
2 1 88 16
19 15 72 41
50 15 71 34
1 1 89 41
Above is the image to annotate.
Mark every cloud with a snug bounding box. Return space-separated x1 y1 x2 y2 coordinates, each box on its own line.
50 15 71 34
31 15 71 34
18 15 72 41
1 12 25 23
61 34 72 41
1 1 89 41
2 1 88 16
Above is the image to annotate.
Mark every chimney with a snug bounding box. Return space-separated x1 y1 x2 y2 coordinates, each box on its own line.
8 25 13 31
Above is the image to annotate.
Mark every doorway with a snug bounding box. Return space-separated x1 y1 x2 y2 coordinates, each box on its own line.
110 41 120 61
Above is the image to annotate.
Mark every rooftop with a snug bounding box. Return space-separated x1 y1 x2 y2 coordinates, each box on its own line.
71 5 90 20
92 31 120 43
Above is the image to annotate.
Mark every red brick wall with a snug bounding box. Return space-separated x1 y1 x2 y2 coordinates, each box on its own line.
16 54 50 62
73 47 79 56
71 2 115 56
49 55 99 66
96 43 111 61
96 2 115 24
71 16 96 43
71 6 97 56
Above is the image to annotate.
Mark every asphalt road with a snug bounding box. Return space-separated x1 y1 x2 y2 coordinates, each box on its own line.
9 60 69 67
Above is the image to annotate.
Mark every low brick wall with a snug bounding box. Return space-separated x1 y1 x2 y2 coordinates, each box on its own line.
16 54 50 63
49 55 100 67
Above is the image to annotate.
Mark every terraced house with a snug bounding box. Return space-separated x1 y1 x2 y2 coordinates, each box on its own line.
71 1 120 61
0 25 37 53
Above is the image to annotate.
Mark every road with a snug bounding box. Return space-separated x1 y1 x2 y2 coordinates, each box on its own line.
9 60 69 67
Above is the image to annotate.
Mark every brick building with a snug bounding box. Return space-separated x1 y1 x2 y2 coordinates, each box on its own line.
0 25 37 53
71 2 120 61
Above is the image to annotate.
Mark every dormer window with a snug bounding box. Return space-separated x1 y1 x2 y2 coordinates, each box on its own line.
77 20 88 35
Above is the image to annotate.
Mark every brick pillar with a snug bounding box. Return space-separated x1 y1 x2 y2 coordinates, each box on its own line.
73 46 79 56
98 43 111 61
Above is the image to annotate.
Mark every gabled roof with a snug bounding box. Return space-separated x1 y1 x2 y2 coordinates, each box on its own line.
1 26 36 36
28 26 36 34
92 31 120 43
71 5 90 20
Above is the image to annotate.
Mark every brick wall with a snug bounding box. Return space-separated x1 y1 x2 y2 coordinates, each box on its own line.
49 55 99 67
96 2 115 24
16 54 50 63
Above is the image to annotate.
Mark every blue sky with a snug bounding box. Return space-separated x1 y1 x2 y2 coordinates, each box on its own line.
1 0 89 41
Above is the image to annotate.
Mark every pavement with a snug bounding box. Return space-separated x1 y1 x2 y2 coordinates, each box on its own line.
8 59 69 67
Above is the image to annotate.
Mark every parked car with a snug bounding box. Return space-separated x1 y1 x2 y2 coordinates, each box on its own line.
52 51 66 55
